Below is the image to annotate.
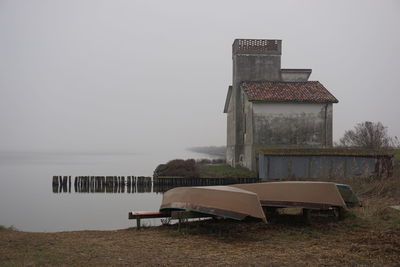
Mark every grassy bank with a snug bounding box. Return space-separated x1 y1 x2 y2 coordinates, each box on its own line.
1 155 399 266
0 210 399 266
197 163 257 178
1 172 399 266
154 159 257 178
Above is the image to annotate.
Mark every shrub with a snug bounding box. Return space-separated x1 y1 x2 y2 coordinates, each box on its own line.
338 121 398 149
154 159 199 178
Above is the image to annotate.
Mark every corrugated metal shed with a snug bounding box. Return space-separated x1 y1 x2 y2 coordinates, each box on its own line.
257 148 394 180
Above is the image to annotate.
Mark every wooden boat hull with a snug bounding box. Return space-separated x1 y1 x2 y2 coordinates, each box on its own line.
160 186 267 222
231 181 347 210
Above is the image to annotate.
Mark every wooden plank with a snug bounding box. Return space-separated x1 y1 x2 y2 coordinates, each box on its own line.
129 210 213 231
129 211 170 220
171 211 213 220
260 200 332 210
129 211 212 220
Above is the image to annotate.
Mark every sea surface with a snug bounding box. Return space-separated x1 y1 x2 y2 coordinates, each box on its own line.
0 149 207 232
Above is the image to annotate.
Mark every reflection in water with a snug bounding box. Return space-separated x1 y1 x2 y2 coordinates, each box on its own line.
52 176 260 194
53 176 153 193
1 150 210 232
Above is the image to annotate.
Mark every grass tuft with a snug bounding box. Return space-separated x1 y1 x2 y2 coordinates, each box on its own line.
197 164 257 178
0 225 17 231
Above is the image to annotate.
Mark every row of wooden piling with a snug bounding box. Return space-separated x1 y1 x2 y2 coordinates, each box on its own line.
52 176 71 186
52 176 152 193
52 176 260 193
152 177 259 186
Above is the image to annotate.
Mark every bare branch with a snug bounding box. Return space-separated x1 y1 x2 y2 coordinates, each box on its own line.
339 121 395 149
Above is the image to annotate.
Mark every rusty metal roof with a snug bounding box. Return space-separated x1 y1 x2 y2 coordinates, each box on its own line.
242 81 338 103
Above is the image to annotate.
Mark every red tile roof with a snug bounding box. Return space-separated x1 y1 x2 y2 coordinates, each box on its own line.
242 81 338 103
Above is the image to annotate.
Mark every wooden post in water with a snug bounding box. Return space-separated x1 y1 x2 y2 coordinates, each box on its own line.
113 176 118 193
127 176 131 193
52 176 59 186
62 176 68 193
52 176 59 193
121 176 125 193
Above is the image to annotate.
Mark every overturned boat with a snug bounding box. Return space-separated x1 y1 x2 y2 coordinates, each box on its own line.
335 183 360 207
160 186 267 222
231 181 347 210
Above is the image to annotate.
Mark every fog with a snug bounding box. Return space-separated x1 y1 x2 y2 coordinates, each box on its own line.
1 0 399 154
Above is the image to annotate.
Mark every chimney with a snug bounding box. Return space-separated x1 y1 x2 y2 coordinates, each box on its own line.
232 39 282 83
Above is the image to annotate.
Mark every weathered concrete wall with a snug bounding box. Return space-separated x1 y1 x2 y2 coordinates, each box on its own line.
242 94 254 169
280 69 311 82
238 103 333 171
226 87 235 166
230 39 282 167
325 104 333 147
252 103 332 147
226 39 335 171
258 154 393 180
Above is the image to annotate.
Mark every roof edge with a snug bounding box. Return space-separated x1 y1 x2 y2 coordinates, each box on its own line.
256 148 394 157
223 86 233 113
241 81 339 103
281 69 312 73
249 99 339 104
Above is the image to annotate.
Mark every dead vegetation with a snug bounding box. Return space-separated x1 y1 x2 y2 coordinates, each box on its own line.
338 121 399 149
324 166 400 221
1 174 399 266
0 212 399 266
154 159 199 178
1 163 399 266
153 158 257 178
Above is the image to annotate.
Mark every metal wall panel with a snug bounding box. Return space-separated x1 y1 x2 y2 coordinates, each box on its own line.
260 154 385 180
290 156 309 178
267 156 290 180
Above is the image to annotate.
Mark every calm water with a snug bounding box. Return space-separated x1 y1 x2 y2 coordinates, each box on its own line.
0 149 206 232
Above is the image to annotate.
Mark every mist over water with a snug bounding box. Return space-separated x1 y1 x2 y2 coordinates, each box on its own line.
1 0 399 232
0 148 207 232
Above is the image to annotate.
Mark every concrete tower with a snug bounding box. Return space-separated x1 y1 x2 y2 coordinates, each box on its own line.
227 39 282 167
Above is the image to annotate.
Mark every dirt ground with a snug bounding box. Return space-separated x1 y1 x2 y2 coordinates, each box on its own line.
1 209 399 267
1 173 400 266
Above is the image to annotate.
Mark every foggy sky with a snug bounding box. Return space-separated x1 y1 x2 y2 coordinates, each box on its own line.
1 0 399 153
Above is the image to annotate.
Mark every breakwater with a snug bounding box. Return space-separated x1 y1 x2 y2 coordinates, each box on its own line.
52 176 259 193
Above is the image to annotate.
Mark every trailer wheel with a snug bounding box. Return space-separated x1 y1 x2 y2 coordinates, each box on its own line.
264 207 278 223
332 207 346 221
302 208 311 224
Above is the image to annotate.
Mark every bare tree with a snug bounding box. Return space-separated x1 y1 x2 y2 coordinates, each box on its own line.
339 121 398 149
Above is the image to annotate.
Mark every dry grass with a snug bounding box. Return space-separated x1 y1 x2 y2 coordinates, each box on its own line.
0 215 399 266
1 197 399 266
1 168 399 266
154 159 257 179
197 163 258 178
324 166 400 219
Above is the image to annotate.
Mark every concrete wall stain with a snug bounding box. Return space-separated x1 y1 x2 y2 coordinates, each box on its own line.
225 39 341 172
